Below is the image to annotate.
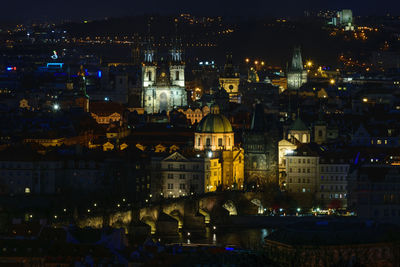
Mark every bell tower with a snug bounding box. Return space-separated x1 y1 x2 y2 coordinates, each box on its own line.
219 53 240 103
169 19 185 88
142 22 157 112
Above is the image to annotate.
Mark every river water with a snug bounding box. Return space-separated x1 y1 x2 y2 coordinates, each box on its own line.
154 227 272 250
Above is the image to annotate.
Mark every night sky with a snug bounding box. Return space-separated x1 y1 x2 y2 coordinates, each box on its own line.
1 0 400 22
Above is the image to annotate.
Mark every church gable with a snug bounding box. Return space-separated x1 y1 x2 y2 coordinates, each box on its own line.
163 151 188 162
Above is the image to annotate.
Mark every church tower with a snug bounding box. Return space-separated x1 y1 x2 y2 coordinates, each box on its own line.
169 20 185 88
243 104 279 188
287 46 307 90
219 53 241 103
142 26 156 88
314 109 327 144
142 20 187 113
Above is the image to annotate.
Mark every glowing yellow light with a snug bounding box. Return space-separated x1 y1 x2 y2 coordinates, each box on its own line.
363 98 368 102
307 61 312 67
330 79 335 85
254 60 259 65
245 58 250 63
261 61 265 66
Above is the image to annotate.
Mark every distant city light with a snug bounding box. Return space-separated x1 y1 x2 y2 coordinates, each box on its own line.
53 103 60 111
104 97 109 101
245 58 250 63
330 79 335 85
363 98 368 102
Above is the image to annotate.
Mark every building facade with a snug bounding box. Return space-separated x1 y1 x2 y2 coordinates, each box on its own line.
287 47 307 90
142 37 187 113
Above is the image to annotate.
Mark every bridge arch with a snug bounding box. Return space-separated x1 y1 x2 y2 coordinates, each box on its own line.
222 200 238 215
251 198 264 214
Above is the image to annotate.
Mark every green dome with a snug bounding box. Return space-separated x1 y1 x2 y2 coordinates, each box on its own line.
290 117 309 131
196 105 233 133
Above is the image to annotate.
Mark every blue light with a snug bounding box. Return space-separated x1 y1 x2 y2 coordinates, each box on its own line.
6 67 12 71
104 97 109 101
225 247 234 251
98 70 102 78
47 63 64 69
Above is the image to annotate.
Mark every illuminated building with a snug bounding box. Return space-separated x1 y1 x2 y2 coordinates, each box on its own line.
195 105 234 151
90 102 124 125
278 139 298 187
287 47 307 90
151 151 212 198
194 104 244 190
142 30 187 113
219 54 241 103
287 117 310 143
285 144 319 205
177 106 210 124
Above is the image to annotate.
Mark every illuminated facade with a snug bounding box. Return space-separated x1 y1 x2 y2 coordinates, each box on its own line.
177 106 210 125
194 104 244 190
142 36 187 113
287 47 307 90
287 117 310 143
194 105 234 151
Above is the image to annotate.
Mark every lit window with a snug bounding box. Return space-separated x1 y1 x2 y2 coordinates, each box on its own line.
25 187 30 194
377 140 382 145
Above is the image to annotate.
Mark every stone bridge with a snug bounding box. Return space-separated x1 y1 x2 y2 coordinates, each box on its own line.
76 191 267 235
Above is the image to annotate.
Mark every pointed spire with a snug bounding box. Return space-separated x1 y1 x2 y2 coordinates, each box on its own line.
223 53 235 77
170 18 182 62
144 20 154 63
251 103 265 132
290 46 304 71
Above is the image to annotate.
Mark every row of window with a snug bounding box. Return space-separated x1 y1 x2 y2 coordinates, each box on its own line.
167 164 200 170
288 188 311 193
198 137 231 147
167 173 200 179
288 178 311 184
320 166 349 172
321 175 347 181
320 185 347 191
320 193 346 199
167 183 187 189
289 168 311 173
289 158 313 164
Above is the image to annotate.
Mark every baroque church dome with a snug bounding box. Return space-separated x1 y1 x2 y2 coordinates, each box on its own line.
196 104 233 133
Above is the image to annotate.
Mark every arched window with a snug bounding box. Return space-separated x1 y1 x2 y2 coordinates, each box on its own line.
302 134 308 143
148 71 152 81
176 71 180 81
206 138 211 147
198 138 201 146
